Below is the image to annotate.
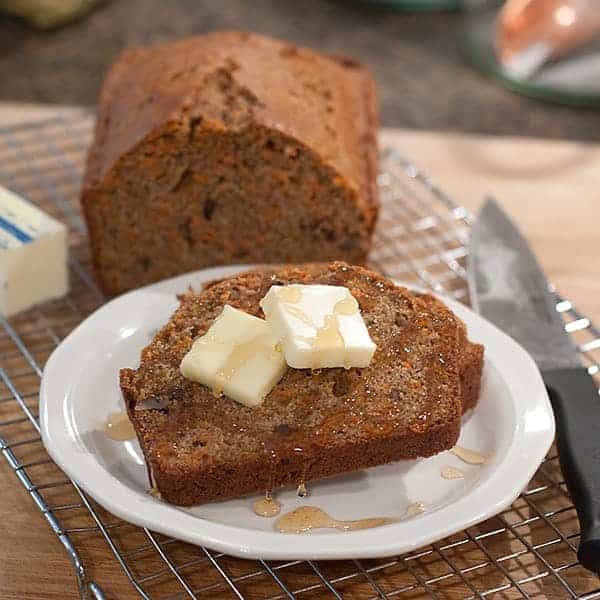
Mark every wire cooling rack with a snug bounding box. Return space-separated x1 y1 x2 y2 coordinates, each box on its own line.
1 113 599 600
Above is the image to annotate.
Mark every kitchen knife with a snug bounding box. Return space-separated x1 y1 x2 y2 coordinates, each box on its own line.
468 198 600 574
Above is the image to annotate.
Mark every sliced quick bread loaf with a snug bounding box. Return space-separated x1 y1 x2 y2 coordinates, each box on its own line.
120 263 483 506
82 31 378 295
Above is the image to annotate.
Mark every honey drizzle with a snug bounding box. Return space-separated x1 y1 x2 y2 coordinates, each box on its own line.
103 412 136 441
276 506 395 533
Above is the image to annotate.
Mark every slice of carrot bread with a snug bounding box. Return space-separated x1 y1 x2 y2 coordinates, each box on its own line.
82 31 378 295
120 263 484 506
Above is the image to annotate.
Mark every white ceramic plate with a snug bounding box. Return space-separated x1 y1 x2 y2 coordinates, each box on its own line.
40 265 555 560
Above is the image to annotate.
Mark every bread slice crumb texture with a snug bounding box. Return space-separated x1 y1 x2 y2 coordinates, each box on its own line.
121 262 483 506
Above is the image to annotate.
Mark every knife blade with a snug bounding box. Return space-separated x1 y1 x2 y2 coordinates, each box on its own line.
468 197 600 574
467 198 580 371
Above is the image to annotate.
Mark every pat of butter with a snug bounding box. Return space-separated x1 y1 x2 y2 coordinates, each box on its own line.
0 185 68 317
180 305 287 407
260 284 376 369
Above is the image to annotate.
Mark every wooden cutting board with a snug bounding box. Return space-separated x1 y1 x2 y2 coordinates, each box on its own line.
0 104 598 600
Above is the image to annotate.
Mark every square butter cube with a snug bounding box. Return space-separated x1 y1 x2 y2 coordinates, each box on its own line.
180 305 286 407
260 284 376 369
0 185 68 317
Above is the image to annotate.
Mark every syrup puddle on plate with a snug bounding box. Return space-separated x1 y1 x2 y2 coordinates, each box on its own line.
253 493 282 518
103 411 136 441
441 466 465 480
451 445 489 465
404 501 425 517
275 506 396 533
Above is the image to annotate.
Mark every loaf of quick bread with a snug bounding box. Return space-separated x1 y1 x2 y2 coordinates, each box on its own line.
81 31 379 295
120 263 484 506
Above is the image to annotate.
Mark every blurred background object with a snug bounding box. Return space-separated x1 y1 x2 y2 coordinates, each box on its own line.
496 0 600 78
0 0 101 29
0 0 598 140
461 0 600 107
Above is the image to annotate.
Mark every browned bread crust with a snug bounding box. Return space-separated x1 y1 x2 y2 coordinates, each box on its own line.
459 343 484 413
81 31 379 295
120 263 483 506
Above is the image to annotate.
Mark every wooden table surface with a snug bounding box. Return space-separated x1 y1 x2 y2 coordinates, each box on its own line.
0 105 598 600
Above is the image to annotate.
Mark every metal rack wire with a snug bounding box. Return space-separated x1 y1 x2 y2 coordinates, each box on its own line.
0 113 599 599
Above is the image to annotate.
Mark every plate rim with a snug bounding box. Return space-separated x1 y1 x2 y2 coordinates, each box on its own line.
40 265 555 560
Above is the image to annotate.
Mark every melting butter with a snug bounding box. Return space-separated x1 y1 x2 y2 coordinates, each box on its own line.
310 296 359 353
312 314 344 352
253 492 282 518
441 466 465 480
275 506 395 533
260 284 375 370
282 295 357 333
451 445 489 465
404 501 425 517
333 296 359 315
277 287 303 303
180 305 286 408
103 411 136 441
213 334 279 396
308 295 359 367
284 304 316 327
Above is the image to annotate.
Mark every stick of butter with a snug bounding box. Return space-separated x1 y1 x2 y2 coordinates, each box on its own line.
180 305 287 407
260 284 376 369
0 185 68 317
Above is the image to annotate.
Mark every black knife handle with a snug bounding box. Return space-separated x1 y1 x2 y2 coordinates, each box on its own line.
543 367 600 574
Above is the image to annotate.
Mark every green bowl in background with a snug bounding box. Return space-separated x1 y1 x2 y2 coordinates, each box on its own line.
356 0 461 11
460 8 600 108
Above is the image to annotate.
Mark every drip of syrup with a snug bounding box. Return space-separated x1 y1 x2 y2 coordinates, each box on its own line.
253 492 282 518
149 486 162 500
